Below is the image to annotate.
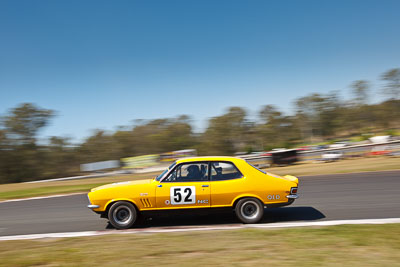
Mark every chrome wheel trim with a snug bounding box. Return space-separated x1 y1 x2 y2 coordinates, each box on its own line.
112 205 133 226
240 200 260 220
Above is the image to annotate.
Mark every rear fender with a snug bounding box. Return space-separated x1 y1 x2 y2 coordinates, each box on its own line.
231 194 265 207
283 175 299 185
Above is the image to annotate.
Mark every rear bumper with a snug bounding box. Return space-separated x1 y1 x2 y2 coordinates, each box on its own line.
266 196 297 208
286 194 299 199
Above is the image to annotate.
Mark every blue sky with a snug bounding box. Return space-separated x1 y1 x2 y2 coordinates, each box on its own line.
1 0 399 142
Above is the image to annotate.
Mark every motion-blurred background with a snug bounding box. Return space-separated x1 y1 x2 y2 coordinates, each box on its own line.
1 3 400 266
0 0 399 184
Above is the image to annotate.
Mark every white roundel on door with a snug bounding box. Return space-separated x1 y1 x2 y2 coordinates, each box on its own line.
170 186 196 205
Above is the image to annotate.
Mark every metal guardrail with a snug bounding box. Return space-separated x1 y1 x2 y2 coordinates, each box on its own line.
239 140 400 162
300 140 400 154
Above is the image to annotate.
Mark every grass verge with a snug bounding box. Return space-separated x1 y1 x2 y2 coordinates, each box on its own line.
0 156 399 201
0 173 156 201
0 183 105 200
0 224 400 266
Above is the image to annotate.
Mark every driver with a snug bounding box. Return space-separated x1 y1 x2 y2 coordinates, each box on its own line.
186 165 200 180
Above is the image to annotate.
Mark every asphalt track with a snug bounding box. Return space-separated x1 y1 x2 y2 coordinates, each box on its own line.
0 170 399 237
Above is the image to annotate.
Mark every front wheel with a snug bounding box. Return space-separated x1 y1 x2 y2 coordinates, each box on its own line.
235 198 264 224
108 201 137 229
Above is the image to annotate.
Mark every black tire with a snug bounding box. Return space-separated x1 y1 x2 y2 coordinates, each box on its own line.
108 201 137 229
235 198 264 224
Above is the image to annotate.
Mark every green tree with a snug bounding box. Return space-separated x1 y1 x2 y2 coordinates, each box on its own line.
79 130 115 163
257 105 296 149
351 80 369 105
3 103 54 144
0 103 54 182
43 136 78 177
112 128 136 158
294 92 343 142
381 68 400 99
294 93 325 142
200 107 249 155
161 115 195 152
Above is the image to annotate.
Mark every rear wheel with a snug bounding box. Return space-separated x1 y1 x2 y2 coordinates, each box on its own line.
235 198 264 224
108 201 137 229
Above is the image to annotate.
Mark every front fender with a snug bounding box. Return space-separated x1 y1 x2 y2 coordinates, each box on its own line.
104 198 139 212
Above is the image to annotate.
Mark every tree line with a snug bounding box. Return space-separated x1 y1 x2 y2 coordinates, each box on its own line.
0 68 399 183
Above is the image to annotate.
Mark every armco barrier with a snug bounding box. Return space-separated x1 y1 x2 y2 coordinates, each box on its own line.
240 140 400 162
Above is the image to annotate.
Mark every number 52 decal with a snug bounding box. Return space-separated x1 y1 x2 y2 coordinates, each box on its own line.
170 186 196 205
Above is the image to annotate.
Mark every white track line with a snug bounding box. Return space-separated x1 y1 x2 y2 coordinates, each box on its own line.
0 193 85 204
1 218 400 241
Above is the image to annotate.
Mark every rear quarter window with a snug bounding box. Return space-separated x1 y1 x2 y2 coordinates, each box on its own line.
210 162 243 181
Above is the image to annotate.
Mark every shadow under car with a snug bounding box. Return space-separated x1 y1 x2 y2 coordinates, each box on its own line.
106 206 326 229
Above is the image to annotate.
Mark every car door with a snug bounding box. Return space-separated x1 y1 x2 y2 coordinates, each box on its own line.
156 162 211 209
209 161 245 207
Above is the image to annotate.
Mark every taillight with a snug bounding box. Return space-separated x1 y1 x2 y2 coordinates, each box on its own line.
290 187 298 194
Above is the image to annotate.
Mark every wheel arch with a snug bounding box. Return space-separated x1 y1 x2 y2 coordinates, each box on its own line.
104 198 140 214
231 194 265 208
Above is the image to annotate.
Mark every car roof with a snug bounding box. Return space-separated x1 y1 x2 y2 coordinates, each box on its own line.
176 156 246 164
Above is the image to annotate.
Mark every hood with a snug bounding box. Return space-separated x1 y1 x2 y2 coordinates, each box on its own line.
91 179 153 192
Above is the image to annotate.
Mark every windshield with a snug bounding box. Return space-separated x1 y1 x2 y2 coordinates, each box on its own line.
247 161 266 174
155 162 176 181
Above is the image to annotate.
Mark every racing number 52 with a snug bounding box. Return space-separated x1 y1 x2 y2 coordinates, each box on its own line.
170 186 195 205
173 188 192 202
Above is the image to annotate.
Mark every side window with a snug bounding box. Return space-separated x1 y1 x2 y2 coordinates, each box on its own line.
211 162 243 181
163 162 209 182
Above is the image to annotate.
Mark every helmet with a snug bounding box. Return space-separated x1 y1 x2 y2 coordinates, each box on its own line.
187 165 200 174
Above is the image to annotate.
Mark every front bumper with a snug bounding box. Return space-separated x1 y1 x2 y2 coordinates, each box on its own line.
87 193 100 210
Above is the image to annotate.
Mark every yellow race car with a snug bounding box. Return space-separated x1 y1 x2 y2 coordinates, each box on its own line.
88 156 299 229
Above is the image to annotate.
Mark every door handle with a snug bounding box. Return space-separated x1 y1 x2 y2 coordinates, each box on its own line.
202 185 209 187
